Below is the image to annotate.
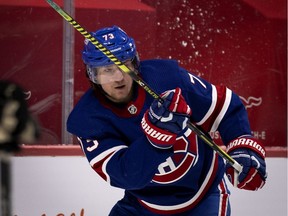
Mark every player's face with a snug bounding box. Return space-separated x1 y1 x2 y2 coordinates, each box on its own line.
98 61 134 103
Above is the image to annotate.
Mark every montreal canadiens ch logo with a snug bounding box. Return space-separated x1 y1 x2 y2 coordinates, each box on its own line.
152 130 199 184
128 104 137 114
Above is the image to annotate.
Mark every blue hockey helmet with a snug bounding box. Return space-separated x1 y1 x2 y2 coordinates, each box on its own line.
82 26 138 68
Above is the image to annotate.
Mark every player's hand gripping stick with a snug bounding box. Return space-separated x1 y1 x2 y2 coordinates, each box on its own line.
141 88 191 149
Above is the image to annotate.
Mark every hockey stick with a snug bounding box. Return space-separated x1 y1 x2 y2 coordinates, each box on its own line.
46 0 242 174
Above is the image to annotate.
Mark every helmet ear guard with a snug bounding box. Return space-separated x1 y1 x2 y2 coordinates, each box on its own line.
132 53 140 70
85 65 97 84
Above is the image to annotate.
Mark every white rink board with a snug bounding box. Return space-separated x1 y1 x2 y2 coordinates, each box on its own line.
12 157 287 216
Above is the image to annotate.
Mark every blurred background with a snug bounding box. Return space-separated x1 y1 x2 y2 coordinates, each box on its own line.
0 0 286 148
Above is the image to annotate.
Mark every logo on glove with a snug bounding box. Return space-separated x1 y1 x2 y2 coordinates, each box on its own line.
141 117 174 142
226 137 266 158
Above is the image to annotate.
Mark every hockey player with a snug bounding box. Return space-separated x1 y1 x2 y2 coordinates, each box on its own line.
67 26 267 215
0 80 39 215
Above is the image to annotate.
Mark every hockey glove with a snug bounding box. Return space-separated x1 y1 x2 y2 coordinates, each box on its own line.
141 88 191 149
225 137 267 191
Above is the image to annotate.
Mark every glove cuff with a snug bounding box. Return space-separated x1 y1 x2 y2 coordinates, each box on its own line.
141 112 176 149
226 137 266 158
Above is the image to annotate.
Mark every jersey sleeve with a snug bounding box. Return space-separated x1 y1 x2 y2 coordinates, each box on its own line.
179 68 252 145
77 131 172 190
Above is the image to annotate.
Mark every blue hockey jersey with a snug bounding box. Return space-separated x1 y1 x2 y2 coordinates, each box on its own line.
67 59 252 214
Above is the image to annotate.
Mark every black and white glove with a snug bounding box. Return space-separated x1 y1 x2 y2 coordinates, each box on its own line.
225 136 267 190
0 81 39 152
141 88 191 149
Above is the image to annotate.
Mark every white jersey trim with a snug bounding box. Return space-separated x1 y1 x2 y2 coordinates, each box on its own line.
211 88 232 132
196 84 217 126
139 151 217 212
89 145 128 184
